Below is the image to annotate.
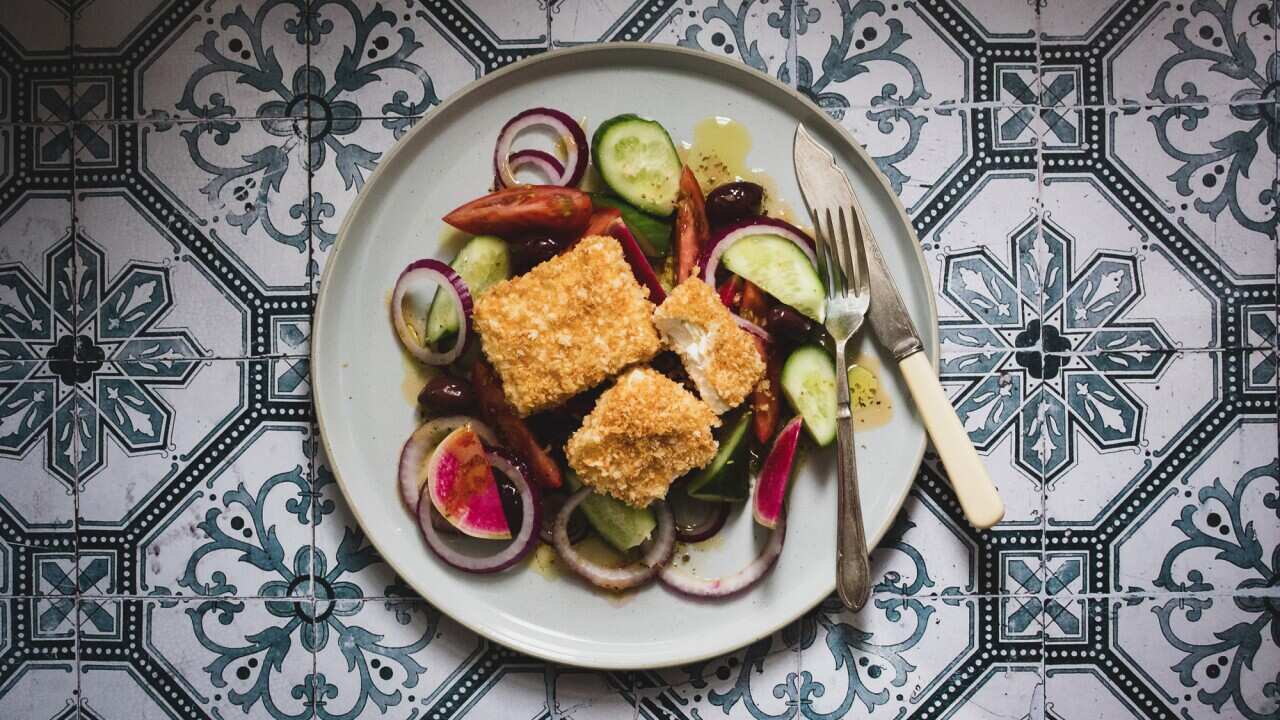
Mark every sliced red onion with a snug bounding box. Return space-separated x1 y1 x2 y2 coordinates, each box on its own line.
494 108 588 188
391 259 472 365
668 490 729 543
553 488 676 590
731 313 771 344
658 514 786 599
416 449 540 574
500 149 565 186
701 217 818 286
397 416 498 511
539 492 588 545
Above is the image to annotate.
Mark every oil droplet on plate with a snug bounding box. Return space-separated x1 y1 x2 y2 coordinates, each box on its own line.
849 354 892 430
680 116 796 223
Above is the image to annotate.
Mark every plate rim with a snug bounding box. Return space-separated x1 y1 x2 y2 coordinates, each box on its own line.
312 42 940 669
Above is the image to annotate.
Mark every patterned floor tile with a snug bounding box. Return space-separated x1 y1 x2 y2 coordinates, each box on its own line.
791 595 1042 720
1042 150 1275 351
1051 0 1280 107
74 358 312 598
840 104 971 213
1047 350 1277 596
550 0 793 84
73 0 310 122
1045 594 1280 720
0 597 78 720
74 125 315 361
0 5 71 126
634 630 798 720
793 0 1038 110
554 667 635 719
79 597 317 719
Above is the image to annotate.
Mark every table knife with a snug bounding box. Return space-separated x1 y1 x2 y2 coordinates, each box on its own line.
794 125 1005 529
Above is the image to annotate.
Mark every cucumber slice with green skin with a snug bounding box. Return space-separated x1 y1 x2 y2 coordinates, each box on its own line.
566 473 657 552
721 234 826 322
425 235 510 345
588 193 672 257
781 345 837 446
591 115 682 217
686 410 753 502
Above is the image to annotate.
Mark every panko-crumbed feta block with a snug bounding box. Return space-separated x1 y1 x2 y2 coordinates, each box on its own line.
653 278 765 414
565 367 719 507
472 235 661 416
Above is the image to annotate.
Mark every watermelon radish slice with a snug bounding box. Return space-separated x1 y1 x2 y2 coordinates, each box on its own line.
752 416 803 529
397 416 497 512
427 426 511 539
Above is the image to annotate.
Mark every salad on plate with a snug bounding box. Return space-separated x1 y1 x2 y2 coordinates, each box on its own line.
390 108 878 599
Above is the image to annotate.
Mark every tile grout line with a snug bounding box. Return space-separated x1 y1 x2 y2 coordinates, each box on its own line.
304 1 320 715
68 2 83 716
1033 4 1047 716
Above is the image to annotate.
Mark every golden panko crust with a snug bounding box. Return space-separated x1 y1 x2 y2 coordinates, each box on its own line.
565 367 719 507
472 235 661 416
653 278 766 412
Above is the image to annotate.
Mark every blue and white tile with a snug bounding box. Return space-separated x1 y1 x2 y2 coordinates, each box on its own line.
793 0 1038 110
79 597 317 719
1046 594 1280 720
312 441 402 601
73 0 309 122
792 595 1042 720
634 630 799 720
1093 0 1278 106
551 0 794 84
1047 349 1277 597
840 104 972 213
554 667 634 719
0 597 77 720
0 5 71 126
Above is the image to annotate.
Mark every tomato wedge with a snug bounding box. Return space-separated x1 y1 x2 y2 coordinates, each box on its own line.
718 275 741 310
472 361 563 489
738 279 770 326
444 186 592 238
752 344 783 445
673 167 709 284
583 207 623 238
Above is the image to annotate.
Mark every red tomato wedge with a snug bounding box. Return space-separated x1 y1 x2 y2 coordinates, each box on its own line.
444 186 592 238
472 361 563 489
673 167 709 283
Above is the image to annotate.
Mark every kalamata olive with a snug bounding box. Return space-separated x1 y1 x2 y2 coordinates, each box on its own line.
766 305 815 344
509 236 568 273
705 182 764 226
417 375 476 414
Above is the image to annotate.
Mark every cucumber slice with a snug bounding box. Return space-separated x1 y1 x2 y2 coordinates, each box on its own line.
721 234 825 321
425 235 510 345
781 345 837 446
591 115 682 217
566 473 656 552
686 410 753 502
589 193 672 256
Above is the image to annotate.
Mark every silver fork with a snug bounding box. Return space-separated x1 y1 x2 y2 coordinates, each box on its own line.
811 206 872 612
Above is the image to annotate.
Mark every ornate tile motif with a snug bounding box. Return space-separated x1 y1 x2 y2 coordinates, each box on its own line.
0 0 1274 718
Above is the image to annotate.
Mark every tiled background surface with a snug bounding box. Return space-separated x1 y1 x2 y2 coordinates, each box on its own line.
0 0 1276 718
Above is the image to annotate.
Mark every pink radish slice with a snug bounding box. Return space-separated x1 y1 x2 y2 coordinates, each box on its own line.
753 416 803 529
397 416 496 511
391 259 472 365
426 426 510 539
416 449 540 573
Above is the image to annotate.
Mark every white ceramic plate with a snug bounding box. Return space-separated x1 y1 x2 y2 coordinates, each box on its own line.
313 44 938 669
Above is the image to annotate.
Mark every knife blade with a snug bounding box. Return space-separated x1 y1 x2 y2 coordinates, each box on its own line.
793 124 1005 530
793 125 923 362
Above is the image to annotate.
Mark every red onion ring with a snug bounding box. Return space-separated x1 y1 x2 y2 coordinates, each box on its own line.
391 259 472 365
397 416 498 511
731 313 771 344
553 488 675 590
500 149 565 186
669 492 730 543
538 492 588 545
658 514 786 598
416 449 540 574
700 217 818 286
493 108 588 188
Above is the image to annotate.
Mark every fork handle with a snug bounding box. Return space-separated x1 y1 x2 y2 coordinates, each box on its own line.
899 351 1005 529
833 345 870 611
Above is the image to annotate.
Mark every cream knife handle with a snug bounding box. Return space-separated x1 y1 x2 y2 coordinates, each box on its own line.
898 351 1004 529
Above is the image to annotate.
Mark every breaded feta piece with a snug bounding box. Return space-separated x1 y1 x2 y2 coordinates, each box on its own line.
566 367 718 507
473 235 661 416
653 278 766 414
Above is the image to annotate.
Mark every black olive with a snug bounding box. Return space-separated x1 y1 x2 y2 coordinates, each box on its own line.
509 236 569 273
705 182 765 226
417 375 476 414
765 305 815 344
